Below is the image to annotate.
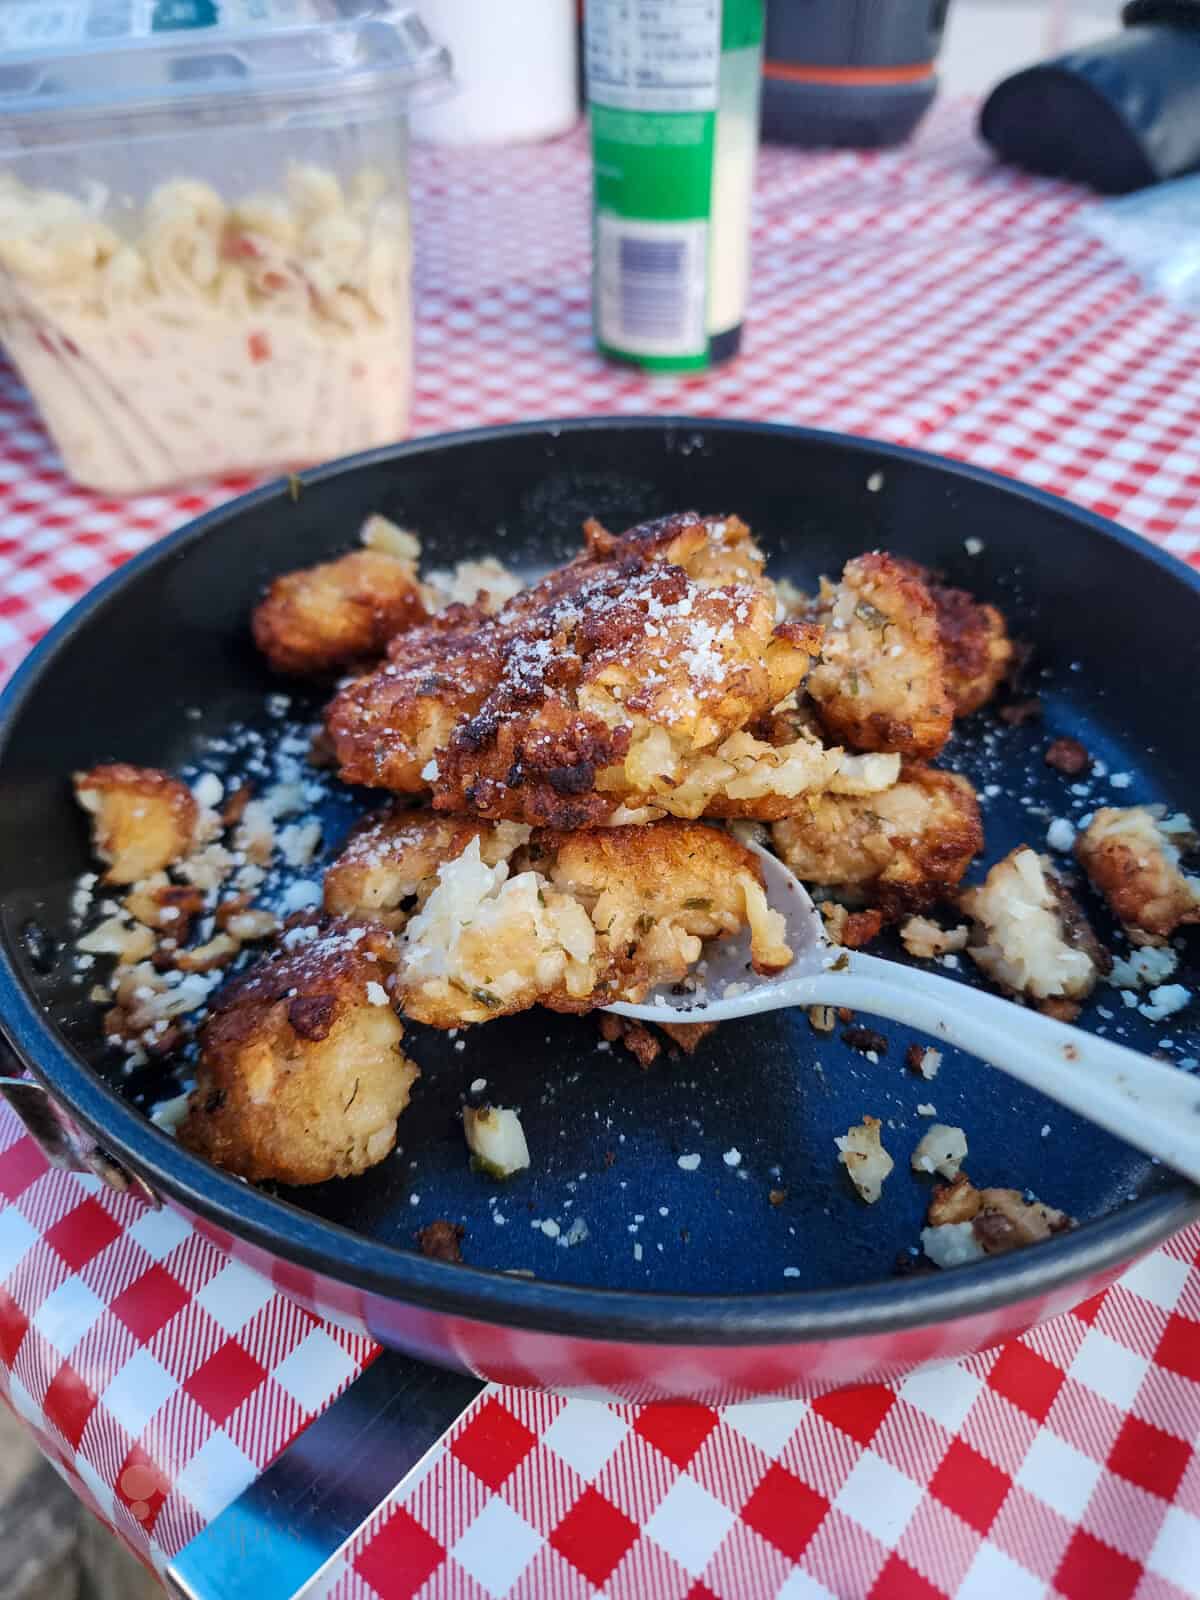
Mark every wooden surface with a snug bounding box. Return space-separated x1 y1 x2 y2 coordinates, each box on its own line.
0 1407 160 1600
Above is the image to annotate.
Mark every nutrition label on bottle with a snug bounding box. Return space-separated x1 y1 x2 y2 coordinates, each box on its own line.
587 1 721 114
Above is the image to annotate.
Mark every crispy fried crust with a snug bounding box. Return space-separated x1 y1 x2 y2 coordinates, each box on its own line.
1075 806 1200 945
582 512 767 588
931 585 1011 716
894 560 1013 717
74 763 198 885
252 549 427 676
325 603 505 792
180 921 417 1185
772 764 982 920
393 817 791 1027
437 564 809 825
326 513 822 827
806 553 954 758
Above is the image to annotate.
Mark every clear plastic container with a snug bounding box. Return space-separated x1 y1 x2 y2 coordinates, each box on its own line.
0 2 450 493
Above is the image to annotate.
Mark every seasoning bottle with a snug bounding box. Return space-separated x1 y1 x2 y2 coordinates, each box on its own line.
585 1 764 373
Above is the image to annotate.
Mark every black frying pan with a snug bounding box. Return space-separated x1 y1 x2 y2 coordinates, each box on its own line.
0 419 1197 1375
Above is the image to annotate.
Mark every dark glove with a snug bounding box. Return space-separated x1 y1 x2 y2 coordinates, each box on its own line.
980 6 1200 192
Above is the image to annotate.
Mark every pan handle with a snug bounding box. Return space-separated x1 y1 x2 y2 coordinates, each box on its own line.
0 1031 159 1203
165 1348 485 1600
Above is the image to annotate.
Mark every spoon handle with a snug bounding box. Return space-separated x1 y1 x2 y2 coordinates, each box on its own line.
815 953 1200 1185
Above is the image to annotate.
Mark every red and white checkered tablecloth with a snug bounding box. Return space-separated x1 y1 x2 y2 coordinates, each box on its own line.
2 100 1200 1598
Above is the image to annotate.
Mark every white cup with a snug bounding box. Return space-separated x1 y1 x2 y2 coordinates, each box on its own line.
412 0 580 146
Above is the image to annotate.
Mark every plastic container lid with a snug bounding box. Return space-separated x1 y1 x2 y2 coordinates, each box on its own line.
0 0 452 149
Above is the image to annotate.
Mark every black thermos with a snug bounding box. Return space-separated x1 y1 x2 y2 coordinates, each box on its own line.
762 0 952 147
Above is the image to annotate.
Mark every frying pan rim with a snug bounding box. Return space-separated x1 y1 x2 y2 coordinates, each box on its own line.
1 415 1198 1348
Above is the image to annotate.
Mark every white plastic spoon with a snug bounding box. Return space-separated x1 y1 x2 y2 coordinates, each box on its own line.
605 843 1200 1184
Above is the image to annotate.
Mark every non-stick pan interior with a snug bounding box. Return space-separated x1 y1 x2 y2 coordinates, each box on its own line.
1 419 1197 1298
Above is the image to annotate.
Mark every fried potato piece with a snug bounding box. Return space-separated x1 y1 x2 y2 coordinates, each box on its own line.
836 1115 893 1203
438 565 818 826
395 818 791 1027
252 549 427 676
772 765 982 920
74 763 199 885
1075 806 1200 946
925 1177 1072 1252
327 513 825 827
961 846 1108 1013
806 553 953 758
324 807 531 927
894 560 1013 716
181 921 417 1185
536 817 793 979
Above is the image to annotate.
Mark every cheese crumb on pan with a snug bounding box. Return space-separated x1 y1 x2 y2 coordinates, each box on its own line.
911 1124 967 1179
900 917 969 960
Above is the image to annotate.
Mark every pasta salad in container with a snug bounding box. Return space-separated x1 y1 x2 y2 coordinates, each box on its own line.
0 1 449 493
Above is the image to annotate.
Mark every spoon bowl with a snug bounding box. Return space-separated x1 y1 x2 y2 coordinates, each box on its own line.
606 844 1200 1185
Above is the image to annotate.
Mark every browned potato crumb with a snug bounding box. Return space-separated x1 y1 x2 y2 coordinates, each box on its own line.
1045 737 1090 777
1075 806 1200 945
180 921 417 1185
819 905 885 948
253 549 427 676
972 1186 1073 1251
124 875 205 936
658 1020 718 1054
598 1012 662 1068
927 1174 981 1226
806 553 954 759
415 1221 465 1263
173 934 240 974
596 1014 718 1066
74 763 198 885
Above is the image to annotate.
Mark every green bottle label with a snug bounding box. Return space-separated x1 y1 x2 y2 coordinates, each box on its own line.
587 0 763 373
